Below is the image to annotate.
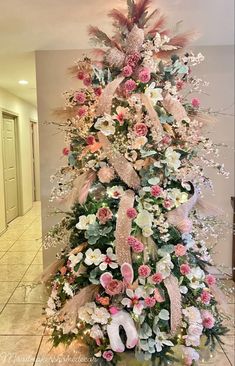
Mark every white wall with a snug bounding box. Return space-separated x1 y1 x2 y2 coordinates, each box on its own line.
36 46 234 271
0 87 39 234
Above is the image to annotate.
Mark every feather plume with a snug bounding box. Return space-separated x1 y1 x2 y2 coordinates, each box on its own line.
39 258 65 284
169 30 200 48
147 14 168 35
108 9 132 30
132 0 152 23
88 26 116 48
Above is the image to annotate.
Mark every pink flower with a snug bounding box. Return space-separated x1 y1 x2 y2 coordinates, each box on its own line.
103 350 114 361
138 265 151 278
161 135 172 145
154 288 165 303
180 264 191 275
205 274 216 286
192 98 200 108
106 279 123 296
77 71 85 80
94 87 102 96
97 207 113 224
152 272 163 284
127 236 144 253
77 106 87 118
139 67 151 83
122 65 133 77
145 297 156 308
124 79 137 93
176 80 184 91
134 123 148 137
86 135 96 145
98 166 115 183
177 218 193 234
126 208 137 219
83 76 91 86
75 91 86 104
200 290 212 304
201 310 215 329
125 52 141 68
62 147 70 156
175 244 187 257
150 185 162 197
163 198 174 210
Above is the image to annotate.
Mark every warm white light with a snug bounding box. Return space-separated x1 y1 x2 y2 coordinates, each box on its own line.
18 80 28 85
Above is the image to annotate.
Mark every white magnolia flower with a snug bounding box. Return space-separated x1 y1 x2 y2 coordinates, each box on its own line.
76 214 96 230
68 253 83 271
63 282 73 297
164 147 181 171
186 267 205 290
156 254 174 279
135 210 153 229
46 297 56 316
90 324 104 340
107 185 124 199
168 188 188 207
142 226 154 237
99 247 118 271
121 288 145 315
91 307 110 325
145 82 163 105
132 136 148 149
78 302 96 324
154 328 174 352
94 113 115 135
85 248 103 266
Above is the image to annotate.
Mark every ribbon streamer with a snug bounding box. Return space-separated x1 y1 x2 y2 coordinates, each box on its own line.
141 93 163 132
162 92 188 123
164 274 182 335
115 190 135 265
98 132 140 190
96 76 124 116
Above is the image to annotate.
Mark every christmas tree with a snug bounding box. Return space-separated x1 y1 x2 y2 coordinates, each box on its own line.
44 1 229 365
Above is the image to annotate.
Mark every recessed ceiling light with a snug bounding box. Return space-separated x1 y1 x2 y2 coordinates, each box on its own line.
18 80 28 85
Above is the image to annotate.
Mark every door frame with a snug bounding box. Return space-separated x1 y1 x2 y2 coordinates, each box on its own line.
1 109 23 222
30 119 40 201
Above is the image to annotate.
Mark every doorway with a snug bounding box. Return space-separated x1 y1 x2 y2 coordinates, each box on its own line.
2 114 19 223
31 121 36 202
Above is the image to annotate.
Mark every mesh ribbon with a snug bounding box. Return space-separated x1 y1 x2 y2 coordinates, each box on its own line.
164 274 182 335
96 76 124 116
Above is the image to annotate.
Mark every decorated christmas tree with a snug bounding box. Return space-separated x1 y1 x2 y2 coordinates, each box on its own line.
43 1 230 365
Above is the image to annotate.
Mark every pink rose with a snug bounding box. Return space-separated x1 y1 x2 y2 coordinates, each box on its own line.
103 350 114 361
177 218 193 234
201 310 215 329
154 288 165 303
152 272 163 284
127 236 144 253
83 76 91 86
163 198 174 210
150 185 162 197
106 279 123 296
75 91 86 104
176 80 184 91
98 166 115 183
200 290 212 304
139 67 151 83
175 244 187 257
138 265 151 278
205 274 216 286
145 297 156 308
77 71 85 80
94 87 102 96
192 98 200 108
86 135 96 145
62 147 70 156
122 65 133 77
97 207 113 224
161 135 171 145
126 208 137 219
134 123 148 137
124 79 137 92
180 264 191 275
125 52 141 68
77 106 87 118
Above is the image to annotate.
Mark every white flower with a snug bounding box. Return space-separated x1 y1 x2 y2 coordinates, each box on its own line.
142 226 154 237
99 247 118 271
132 136 148 149
68 253 83 272
85 248 103 266
182 306 203 347
90 324 104 340
181 346 200 363
186 267 205 290
91 307 110 325
94 113 115 135
46 297 56 316
145 82 163 105
156 254 174 279
183 306 202 325
121 288 145 315
107 186 124 199
63 282 73 297
164 147 181 171
76 214 96 230
154 328 174 352
167 188 188 207
180 286 188 294
78 302 96 324
135 210 153 229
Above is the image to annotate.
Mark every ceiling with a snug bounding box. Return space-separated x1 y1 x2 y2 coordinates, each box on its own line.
0 0 234 106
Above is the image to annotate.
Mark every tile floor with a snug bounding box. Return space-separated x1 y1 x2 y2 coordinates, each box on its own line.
0 202 234 366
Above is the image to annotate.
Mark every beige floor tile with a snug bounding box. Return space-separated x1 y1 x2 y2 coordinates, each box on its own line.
32 252 43 265
19 233 42 241
219 337 235 366
0 231 22 241
9 282 49 304
0 282 18 303
0 264 28 282
0 251 6 259
0 304 44 335
0 335 42 366
0 304 5 312
21 264 43 282
219 279 235 304
198 347 232 365
9 240 42 252
0 240 15 251
0 251 37 265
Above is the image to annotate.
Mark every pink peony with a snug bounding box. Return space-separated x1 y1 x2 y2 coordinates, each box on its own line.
134 123 148 137
150 185 162 197
94 87 102 96
77 70 85 80
205 274 216 286
175 244 187 257
124 79 137 92
161 135 172 145
126 208 137 219
97 207 113 224
62 147 70 156
152 272 163 284
201 310 215 329
98 166 115 183
138 265 151 278
75 91 86 104
103 350 114 362
125 52 141 68
83 76 91 86
163 198 174 210
200 290 212 304
192 98 200 108
145 297 156 308
86 135 96 145
139 67 151 83
77 106 87 118
154 288 165 303
106 279 123 296
177 218 193 234
180 263 191 275
122 65 133 77
127 236 144 253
